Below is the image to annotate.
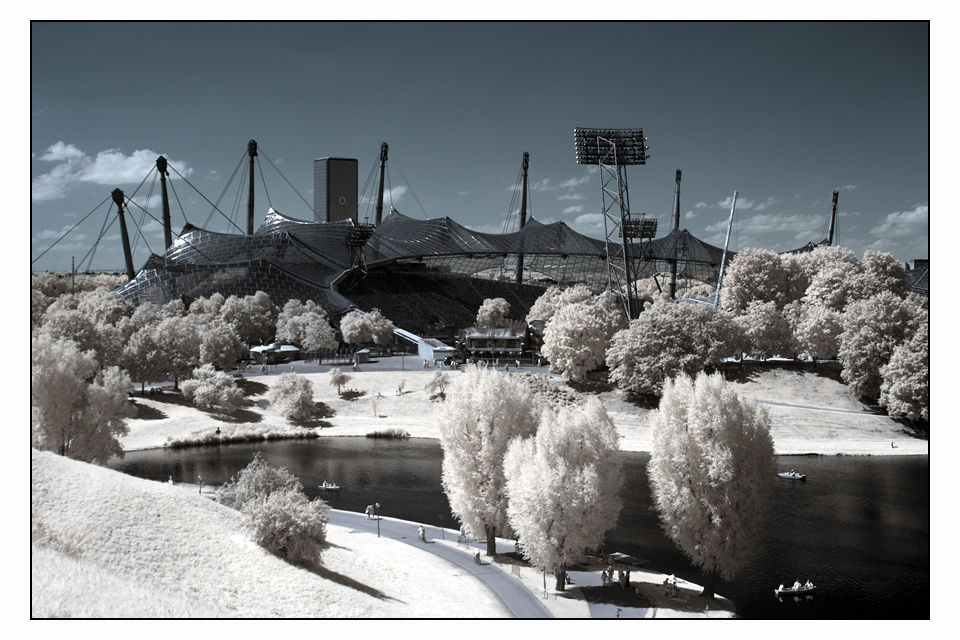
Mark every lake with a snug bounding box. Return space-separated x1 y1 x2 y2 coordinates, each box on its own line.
108 437 929 619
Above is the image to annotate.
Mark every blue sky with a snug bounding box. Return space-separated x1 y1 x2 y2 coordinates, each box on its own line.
30 21 929 272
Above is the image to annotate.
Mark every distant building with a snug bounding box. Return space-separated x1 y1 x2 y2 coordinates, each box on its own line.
313 158 358 223
461 320 528 360
904 258 929 296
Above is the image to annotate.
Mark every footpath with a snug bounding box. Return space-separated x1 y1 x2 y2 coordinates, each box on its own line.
327 509 734 619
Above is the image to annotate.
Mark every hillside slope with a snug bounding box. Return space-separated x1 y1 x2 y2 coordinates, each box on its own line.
31 450 508 618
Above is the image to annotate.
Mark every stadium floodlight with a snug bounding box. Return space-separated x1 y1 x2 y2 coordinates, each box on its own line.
621 218 658 239
574 128 649 166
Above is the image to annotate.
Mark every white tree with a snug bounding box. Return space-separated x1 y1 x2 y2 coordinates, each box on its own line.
792 302 843 361
438 366 539 556
476 297 511 329
275 299 337 353
339 310 370 346
366 308 395 346
424 370 450 401
123 326 167 394
76 288 133 327
733 300 794 360
648 371 775 599
504 399 623 590
606 299 736 396
879 310 929 422
221 291 278 347
32 335 134 465
199 319 244 372
851 250 910 302
839 291 914 399
152 314 202 390
525 286 563 325
269 373 318 421
802 245 864 312
328 367 351 396
181 364 244 411
540 290 627 381
719 247 789 313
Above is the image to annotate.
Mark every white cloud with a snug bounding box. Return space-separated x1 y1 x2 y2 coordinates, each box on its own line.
753 197 780 211
557 193 585 201
695 202 709 209
206 170 221 181
32 142 193 202
360 185 407 206
559 176 589 188
458 190 472 197
562 205 584 215
869 204 928 239
838 184 857 193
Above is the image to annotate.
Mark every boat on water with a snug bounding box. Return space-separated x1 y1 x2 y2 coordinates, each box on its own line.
319 481 341 491
778 470 806 481
776 581 816 597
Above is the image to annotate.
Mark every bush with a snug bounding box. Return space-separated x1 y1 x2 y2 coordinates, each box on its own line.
365 429 410 439
216 452 303 509
216 453 330 564
268 373 317 421
242 489 329 565
181 364 244 410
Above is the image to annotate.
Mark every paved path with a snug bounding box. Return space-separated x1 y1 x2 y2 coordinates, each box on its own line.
327 509 552 619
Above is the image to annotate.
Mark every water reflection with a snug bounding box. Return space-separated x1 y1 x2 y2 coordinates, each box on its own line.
108 440 928 619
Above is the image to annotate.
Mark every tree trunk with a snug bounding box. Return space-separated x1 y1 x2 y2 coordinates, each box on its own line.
485 524 497 557
701 569 717 600
555 568 566 591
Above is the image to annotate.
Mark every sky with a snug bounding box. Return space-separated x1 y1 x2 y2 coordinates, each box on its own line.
30 20 930 273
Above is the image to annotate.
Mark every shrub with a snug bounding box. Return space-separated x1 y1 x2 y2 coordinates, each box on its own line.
215 452 303 509
268 373 317 421
242 489 329 565
181 364 244 410
365 429 410 439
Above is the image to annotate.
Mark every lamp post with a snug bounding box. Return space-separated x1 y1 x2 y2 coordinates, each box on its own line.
198 475 202 494
375 502 380 537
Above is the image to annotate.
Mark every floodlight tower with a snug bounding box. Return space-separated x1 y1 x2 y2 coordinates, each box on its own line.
574 128 650 321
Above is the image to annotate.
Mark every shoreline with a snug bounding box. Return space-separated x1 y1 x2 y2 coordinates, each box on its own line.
119 362 929 458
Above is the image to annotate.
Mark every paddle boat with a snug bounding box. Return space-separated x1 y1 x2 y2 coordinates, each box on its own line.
778 470 806 481
775 580 816 597
318 481 341 491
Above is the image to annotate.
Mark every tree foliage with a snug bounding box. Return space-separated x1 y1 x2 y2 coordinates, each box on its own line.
268 373 318 421
216 452 304 508
879 308 929 422
647 371 775 599
733 301 794 360
220 291 278 346
838 291 914 399
275 299 338 352
339 308 395 346
424 370 450 401
792 301 843 360
802 246 865 312
504 399 622 590
475 297 511 329
32 335 134 465
719 247 789 313
607 299 735 396
216 453 330 565
180 364 244 410
328 367 351 395
540 290 627 381
438 366 539 556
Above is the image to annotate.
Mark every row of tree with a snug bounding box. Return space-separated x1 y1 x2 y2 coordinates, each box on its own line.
439 365 775 598
528 245 928 423
30 274 402 462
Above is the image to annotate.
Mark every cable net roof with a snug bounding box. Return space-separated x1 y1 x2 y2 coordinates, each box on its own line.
117 207 826 316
